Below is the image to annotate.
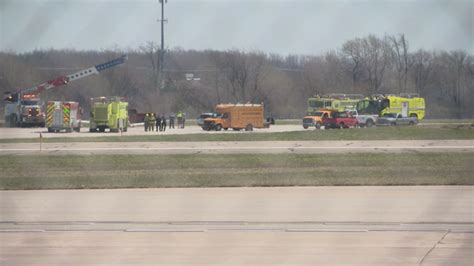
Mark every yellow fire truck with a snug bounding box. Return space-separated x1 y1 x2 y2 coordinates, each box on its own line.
89 96 128 132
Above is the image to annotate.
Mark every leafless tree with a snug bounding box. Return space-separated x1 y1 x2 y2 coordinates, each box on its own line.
139 41 163 89
389 34 411 93
411 49 433 94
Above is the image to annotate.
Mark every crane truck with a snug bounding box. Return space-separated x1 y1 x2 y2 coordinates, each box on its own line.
3 55 128 128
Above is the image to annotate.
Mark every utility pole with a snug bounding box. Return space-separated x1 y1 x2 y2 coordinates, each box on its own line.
158 0 168 75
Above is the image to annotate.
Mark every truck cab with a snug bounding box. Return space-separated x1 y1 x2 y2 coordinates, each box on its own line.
4 93 45 127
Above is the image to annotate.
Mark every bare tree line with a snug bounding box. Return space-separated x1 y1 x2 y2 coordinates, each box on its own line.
1 34 473 118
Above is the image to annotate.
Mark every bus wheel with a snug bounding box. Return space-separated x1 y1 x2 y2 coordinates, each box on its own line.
215 124 222 131
303 125 308 129
315 122 321 129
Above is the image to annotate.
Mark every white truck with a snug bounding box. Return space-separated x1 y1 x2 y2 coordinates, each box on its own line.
347 109 378 128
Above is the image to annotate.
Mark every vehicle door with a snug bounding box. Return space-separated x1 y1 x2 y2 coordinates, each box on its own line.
222 112 231 128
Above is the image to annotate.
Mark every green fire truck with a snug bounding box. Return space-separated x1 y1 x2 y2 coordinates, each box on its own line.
89 96 128 132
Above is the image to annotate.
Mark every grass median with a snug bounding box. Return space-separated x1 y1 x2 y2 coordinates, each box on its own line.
1 125 474 143
1 153 472 190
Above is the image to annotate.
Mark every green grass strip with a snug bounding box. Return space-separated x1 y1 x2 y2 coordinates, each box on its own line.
1 153 472 190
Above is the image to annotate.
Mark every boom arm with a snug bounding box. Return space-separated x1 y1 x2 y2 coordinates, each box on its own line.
17 55 128 96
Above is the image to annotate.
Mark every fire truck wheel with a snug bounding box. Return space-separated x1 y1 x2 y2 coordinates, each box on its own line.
339 123 345 129
215 124 222 131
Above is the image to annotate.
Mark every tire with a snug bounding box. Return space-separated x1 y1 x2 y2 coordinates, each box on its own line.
366 119 374 128
74 127 81 132
315 122 321 129
215 124 222 131
410 114 418 119
245 124 253 131
339 123 345 129
303 125 308 129
99 127 106 132
89 128 97 132
223 128 228 131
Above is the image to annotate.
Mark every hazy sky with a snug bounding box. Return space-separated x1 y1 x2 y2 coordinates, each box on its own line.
1 0 472 55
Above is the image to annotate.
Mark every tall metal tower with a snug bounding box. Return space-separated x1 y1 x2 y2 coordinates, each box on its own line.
158 0 168 74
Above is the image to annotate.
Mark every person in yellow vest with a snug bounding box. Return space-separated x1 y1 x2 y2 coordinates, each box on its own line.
176 111 183 128
149 113 156 132
144 113 149 132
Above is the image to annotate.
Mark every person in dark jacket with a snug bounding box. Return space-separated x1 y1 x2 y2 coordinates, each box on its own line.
169 113 175 129
156 114 162 132
161 115 167 132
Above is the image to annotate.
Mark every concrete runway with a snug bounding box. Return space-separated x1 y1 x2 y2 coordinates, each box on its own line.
1 186 472 265
1 140 474 155
0 125 300 139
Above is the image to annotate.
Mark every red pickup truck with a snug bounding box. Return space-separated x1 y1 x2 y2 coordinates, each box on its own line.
323 111 359 129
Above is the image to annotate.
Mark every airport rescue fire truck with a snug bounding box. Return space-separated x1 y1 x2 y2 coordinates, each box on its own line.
89 96 128 133
3 55 128 128
46 101 82 132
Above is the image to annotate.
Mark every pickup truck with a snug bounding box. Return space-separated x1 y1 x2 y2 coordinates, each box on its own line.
376 113 418 126
323 111 358 129
302 110 332 129
347 110 378 128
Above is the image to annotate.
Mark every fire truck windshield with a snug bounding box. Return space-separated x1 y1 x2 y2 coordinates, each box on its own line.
20 100 39 105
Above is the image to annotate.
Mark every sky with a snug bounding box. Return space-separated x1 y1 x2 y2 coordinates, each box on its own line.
0 0 472 55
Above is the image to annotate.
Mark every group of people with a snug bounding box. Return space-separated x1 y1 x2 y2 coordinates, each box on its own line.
143 111 186 132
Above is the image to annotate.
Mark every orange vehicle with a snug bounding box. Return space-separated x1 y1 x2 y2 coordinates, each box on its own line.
202 103 270 131
302 109 333 129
